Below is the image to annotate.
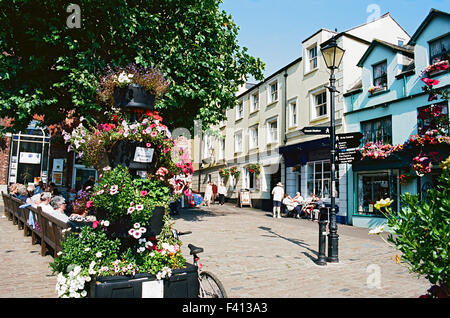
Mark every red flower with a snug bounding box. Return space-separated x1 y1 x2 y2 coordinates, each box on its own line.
420 77 440 87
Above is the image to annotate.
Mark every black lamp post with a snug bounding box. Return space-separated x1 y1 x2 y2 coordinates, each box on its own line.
320 36 345 263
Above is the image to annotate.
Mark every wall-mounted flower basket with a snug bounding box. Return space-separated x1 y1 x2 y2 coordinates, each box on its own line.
247 163 261 177
424 59 449 77
368 85 387 95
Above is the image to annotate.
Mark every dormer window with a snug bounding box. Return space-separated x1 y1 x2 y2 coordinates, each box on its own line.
429 34 449 64
308 45 318 71
373 61 387 87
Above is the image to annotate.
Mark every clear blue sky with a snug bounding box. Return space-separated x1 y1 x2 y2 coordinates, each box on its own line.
220 0 449 81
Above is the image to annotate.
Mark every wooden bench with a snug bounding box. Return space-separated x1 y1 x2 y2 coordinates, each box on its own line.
1 193 69 257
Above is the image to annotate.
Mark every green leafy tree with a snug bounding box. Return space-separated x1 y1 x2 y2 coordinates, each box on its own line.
0 0 265 132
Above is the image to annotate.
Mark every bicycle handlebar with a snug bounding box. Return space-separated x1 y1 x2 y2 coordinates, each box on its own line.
177 231 192 236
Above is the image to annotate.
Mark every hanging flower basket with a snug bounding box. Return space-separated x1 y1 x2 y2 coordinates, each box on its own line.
247 163 261 177
113 84 156 111
97 64 170 111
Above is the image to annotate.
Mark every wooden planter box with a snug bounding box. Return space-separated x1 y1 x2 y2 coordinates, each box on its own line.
89 264 199 298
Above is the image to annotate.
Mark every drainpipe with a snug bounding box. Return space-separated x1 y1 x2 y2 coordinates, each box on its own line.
283 70 288 187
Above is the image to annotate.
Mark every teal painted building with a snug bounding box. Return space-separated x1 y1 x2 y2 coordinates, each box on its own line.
343 9 450 228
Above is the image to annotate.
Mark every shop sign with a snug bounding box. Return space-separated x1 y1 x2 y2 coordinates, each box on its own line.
133 147 154 163
301 126 330 135
19 152 41 164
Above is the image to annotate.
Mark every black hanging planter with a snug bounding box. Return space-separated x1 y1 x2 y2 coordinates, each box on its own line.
107 140 159 174
113 84 156 111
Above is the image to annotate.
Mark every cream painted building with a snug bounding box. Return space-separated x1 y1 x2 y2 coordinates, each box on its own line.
191 13 411 217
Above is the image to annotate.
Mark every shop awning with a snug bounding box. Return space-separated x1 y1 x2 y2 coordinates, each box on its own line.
279 138 330 167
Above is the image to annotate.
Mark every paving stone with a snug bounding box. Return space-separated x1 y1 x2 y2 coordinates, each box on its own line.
0 203 431 298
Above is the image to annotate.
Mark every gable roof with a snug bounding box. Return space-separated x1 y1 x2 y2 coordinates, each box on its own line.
408 8 450 45
357 39 414 67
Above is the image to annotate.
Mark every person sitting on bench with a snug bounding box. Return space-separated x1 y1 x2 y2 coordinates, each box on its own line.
282 194 303 218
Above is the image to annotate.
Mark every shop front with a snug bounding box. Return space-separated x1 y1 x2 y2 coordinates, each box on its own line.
8 123 51 186
280 138 348 224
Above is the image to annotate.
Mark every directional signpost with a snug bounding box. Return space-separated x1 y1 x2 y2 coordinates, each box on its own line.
301 126 330 135
334 132 363 164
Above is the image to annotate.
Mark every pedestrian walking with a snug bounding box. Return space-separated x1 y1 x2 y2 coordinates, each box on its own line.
212 182 218 204
271 182 284 218
203 182 213 206
218 182 227 205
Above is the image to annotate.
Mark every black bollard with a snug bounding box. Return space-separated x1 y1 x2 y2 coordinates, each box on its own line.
316 206 328 266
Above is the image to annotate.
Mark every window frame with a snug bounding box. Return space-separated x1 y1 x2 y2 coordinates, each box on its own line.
234 130 243 154
428 33 450 64
249 125 259 149
308 44 318 72
306 160 339 199
266 117 278 144
311 89 328 120
372 60 388 87
250 91 260 113
360 115 392 145
236 100 244 121
268 80 279 104
288 100 298 128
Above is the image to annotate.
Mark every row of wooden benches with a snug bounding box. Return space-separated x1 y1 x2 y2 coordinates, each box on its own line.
1 192 68 258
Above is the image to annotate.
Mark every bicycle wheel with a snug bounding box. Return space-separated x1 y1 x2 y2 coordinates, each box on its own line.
199 271 227 298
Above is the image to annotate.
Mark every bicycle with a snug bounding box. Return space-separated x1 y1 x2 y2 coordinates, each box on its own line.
172 229 227 298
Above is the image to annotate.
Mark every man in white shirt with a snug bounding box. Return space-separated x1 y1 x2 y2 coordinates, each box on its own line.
271 182 284 218
218 183 227 205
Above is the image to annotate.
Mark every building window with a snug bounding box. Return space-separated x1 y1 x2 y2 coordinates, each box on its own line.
361 116 392 145
429 34 449 64
267 118 278 143
308 45 318 71
250 92 259 113
373 60 387 87
234 131 243 153
236 101 244 120
218 137 225 160
288 101 297 127
269 81 278 104
244 168 256 190
306 160 338 199
357 171 398 216
417 101 449 135
249 125 258 149
202 134 213 159
313 91 327 118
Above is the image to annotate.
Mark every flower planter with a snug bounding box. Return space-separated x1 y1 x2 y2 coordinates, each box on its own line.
89 263 199 298
107 140 158 173
113 84 156 111
96 206 165 253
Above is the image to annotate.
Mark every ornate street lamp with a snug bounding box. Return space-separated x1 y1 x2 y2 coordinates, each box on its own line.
320 35 344 263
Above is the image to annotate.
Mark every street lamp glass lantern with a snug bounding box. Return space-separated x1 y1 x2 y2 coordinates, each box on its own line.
321 37 345 70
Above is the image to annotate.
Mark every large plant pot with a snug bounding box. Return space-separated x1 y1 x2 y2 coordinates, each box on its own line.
89 263 199 298
107 140 159 173
113 84 155 111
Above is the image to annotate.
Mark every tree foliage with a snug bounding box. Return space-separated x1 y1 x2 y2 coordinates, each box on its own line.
0 0 265 132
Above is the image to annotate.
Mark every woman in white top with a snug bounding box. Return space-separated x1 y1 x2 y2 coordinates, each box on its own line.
203 182 213 207
49 196 70 223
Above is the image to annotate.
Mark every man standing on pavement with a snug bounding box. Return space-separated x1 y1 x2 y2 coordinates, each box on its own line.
271 182 284 218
